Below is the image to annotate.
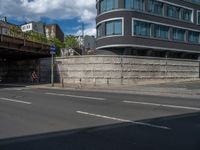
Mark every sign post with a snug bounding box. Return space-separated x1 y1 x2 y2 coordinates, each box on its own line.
50 45 56 87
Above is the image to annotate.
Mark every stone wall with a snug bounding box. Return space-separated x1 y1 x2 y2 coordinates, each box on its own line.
55 56 199 86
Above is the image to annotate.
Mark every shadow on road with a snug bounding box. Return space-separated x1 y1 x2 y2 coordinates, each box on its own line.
0 112 200 150
0 84 26 89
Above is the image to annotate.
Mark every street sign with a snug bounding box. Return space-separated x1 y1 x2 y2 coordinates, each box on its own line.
50 44 56 87
50 45 56 54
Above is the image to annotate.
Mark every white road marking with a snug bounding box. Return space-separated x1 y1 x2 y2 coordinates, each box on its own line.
123 101 200 111
0 97 32 105
45 92 105 101
76 111 170 130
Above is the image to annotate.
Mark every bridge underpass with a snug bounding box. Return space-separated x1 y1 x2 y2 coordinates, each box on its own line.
0 25 51 83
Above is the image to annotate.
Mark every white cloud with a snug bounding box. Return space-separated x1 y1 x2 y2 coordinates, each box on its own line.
0 0 96 35
76 27 96 37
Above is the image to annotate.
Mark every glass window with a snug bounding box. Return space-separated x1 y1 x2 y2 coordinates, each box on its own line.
125 0 144 11
166 5 180 19
106 20 122 36
134 20 151 37
100 0 105 13
106 0 113 10
154 24 169 39
97 24 103 38
198 11 200 24
188 31 199 43
172 28 185 41
148 0 163 15
181 8 192 22
99 0 118 13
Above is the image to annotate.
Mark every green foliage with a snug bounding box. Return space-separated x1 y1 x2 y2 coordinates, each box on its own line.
9 26 23 38
64 35 79 49
48 37 65 56
8 27 48 44
26 31 48 43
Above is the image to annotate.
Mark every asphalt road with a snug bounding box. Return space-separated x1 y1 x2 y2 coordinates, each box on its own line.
0 85 200 150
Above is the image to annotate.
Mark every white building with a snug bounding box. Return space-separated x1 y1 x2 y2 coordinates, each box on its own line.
21 22 44 34
76 35 96 50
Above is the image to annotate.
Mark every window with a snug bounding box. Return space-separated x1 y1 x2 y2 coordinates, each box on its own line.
198 11 200 24
172 28 185 41
166 5 180 19
188 31 199 43
181 8 192 22
148 0 163 15
2 28 8 35
105 20 122 36
133 20 151 37
97 24 103 38
154 24 169 39
100 0 118 13
125 0 144 11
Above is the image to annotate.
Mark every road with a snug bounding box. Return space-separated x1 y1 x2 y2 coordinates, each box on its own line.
0 85 200 150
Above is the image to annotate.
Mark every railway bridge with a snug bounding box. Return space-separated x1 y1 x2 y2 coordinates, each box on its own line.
0 25 51 83
0 25 50 59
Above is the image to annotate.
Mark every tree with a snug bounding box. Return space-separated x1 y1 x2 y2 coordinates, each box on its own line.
48 37 64 56
64 35 79 49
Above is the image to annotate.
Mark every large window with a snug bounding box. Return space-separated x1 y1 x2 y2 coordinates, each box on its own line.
154 24 169 39
166 5 180 19
188 31 199 43
133 20 151 37
181 8 193 22
106 20 122 36
125 0 144 11
100 0 118 13
97 24 103 38
148 0 163 15
172 28 185 41
198 11 200 24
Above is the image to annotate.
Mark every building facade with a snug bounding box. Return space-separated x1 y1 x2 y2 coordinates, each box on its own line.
0 17 21 35
21 22 44 34
96 0 200 59
84 35 96 50
45 24 64 42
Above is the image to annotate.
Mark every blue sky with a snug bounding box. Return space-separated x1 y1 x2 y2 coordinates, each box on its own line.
0 0 96 36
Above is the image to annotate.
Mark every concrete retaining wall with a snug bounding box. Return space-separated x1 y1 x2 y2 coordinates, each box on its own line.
54 56 199 86
0 56 199 85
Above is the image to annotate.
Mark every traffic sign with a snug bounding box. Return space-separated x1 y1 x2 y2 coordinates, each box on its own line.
50 45 56 54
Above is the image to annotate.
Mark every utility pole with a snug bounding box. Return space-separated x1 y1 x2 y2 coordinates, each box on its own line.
81 22 85 55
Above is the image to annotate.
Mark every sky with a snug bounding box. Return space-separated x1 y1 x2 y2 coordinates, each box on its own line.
0 0 96 36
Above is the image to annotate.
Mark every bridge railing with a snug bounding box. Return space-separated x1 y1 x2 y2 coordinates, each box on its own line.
0 25 48 44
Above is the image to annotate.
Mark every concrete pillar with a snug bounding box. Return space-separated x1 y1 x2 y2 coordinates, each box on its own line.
198 55 200 61
198 55 200 78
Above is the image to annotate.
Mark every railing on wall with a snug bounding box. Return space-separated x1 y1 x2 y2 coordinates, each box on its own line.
0 25 48 44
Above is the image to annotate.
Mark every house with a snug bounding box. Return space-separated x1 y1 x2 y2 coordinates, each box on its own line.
21 21 44 34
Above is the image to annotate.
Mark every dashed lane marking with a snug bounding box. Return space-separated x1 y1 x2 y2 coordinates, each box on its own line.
76 111 170 130
45 92 106 101
123 100 200 111
0 97 32 105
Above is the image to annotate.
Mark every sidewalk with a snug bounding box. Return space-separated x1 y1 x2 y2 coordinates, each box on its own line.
26 80 200 99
